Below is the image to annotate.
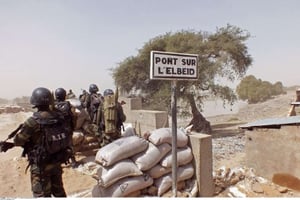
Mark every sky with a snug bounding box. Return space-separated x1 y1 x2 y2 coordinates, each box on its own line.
1 0 300 99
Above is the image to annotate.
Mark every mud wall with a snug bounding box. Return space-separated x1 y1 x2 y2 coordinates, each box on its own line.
245 126 300 181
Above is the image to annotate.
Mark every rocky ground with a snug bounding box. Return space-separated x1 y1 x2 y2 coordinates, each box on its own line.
207 89 300 197
0 89 299 198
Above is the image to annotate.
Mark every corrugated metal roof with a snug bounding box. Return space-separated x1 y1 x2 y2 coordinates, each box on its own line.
240 116 300 130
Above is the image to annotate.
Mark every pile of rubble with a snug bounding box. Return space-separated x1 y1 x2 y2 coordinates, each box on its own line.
213 166 294 197
211 133 299 197
0 105 24 114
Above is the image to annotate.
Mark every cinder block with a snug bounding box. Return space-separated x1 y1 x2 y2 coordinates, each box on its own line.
119 97 142 111
189 133 214 197
130 110 169 134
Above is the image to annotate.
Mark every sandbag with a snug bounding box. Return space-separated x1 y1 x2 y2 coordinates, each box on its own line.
148 128 188 147
160 146 193 168
92 175 153 197
96 159 143 188
154 163 195 196
72 131 84 146
147 164 172 179
131 143 171 171
95 135 149 166
122 124 136 137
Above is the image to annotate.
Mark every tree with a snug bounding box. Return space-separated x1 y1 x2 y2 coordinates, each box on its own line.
112 24 253 133
236 75 286 104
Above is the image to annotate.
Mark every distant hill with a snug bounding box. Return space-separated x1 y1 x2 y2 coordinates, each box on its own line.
0 98 9 104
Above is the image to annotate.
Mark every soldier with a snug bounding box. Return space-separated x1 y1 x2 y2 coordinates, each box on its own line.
101 88 126 147
54 87 78 168
79 89 89 108
1 87 71 197
86 84 103 124
66 89 76 99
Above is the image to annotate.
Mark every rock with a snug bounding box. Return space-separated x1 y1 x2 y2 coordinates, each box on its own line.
230 175 240 185
277 186 288 193
251 182 264 193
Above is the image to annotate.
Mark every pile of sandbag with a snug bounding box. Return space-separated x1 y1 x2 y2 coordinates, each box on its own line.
91 128 197 197
73 131 100 152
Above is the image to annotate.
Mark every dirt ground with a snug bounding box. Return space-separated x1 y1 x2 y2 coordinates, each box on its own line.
0 89 298 198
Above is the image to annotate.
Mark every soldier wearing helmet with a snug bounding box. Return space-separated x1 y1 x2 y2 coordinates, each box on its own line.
86 84 103 124
54 87 78 168
84 84 104 145
100 88 126 147
1 87 69 197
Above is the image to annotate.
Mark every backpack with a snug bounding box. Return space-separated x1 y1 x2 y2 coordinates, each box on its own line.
33 111 71 155
90 93 101 111
103 94 125 134
54 101 74 129
88 93 103 123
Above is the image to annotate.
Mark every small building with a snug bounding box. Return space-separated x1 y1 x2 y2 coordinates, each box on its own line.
240 116 300 183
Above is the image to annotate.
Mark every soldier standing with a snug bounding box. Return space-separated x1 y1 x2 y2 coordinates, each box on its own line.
101 88 126 147
1 87 71 197
54 87 78 168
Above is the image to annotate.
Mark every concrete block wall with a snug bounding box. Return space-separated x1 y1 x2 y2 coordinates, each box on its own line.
119 97 169 134
245 125 300 181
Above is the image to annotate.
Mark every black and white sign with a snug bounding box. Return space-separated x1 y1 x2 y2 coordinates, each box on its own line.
150 51 198 80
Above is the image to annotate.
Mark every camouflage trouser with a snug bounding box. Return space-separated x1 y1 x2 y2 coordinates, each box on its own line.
30 163 66 197
100 131 121 147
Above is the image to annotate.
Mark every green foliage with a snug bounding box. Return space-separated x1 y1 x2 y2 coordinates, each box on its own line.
112 24 253 112
236 75 286 104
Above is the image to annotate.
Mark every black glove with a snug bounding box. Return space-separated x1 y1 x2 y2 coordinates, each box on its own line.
0 142 14 152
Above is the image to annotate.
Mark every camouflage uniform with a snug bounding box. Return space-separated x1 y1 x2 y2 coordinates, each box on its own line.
14 111 67 197
54 99 78 167
100 102 126 147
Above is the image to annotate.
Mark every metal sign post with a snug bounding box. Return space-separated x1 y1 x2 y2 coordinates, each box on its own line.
171 80 178 197
150 50 198 197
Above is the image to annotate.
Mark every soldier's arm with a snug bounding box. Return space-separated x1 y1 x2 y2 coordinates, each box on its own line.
14 117 38 146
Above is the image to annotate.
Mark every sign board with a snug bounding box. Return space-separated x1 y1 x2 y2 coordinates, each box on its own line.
150 51 198 80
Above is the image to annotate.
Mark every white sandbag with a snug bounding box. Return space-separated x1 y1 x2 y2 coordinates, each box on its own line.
95 136 149 166
147 164 172 179
72 131 84 146
131 143 171 171
122 124 136 137
97 159 143 188
160 146 193 168
154 163 195 196
92 175 153 197
148 128 188 147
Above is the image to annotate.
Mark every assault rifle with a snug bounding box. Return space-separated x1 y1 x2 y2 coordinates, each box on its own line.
0 123 23 152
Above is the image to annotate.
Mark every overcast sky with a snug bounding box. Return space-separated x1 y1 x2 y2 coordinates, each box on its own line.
1 0 300 99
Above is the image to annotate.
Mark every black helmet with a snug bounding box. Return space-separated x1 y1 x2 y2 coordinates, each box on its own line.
104 89 114 96
55 88 66 101
30 87 53 106
89 84 99 93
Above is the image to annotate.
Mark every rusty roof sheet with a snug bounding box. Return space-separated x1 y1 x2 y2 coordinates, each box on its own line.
240 116 300 130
